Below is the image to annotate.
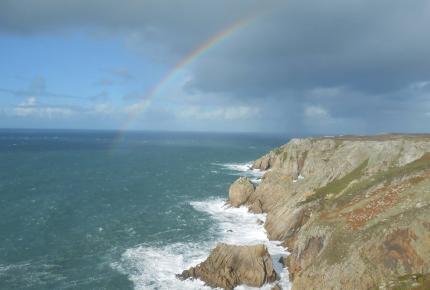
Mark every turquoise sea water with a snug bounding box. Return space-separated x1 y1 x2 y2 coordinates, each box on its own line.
0 129 288 289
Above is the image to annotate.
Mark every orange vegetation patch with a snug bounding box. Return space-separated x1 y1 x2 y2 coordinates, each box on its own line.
319 211 331 220
318 170 430 226
344 184 401 230
343 172 430 230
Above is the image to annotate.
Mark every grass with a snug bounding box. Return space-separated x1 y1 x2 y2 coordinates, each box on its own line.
336 153 430 206
299 159 368 205
319 226 351 265
300 153 430 208
272 147 283 155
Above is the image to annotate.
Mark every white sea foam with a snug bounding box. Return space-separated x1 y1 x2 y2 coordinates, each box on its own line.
114 198 290 290
213 162 266 184
191 199 290 290
216 162 253 172
115 161 289 290
112 242 213 290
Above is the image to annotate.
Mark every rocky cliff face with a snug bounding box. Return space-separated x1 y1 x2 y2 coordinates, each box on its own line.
243 135 430 289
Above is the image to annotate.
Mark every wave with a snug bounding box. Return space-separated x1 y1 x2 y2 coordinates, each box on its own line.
212 162 266 184
112 242 212 290
0 261 66 288
191 199 290 290
113 198 290 290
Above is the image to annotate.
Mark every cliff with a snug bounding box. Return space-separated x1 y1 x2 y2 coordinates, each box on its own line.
177 134 430 289
245 134 430 289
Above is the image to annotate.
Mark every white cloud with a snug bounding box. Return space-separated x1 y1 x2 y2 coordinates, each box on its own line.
122 100 151 115
22 96 37 107
94 102 115 115
410 81 430 90
303 104 340 133
177 105 259 120
12 97 75 118
304 105 330 119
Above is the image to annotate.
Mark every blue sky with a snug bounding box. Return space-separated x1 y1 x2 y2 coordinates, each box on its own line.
0 32 170 129
1 0 430 134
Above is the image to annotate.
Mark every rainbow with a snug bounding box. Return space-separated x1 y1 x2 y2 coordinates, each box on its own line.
112 15 258 148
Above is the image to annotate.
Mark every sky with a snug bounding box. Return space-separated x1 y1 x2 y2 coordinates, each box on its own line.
1 0 430 134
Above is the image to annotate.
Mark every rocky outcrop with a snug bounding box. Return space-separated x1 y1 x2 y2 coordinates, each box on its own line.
252 146 286 170
236 135 430 289
252 154 273 170
177 243 278 290
227 177 255 207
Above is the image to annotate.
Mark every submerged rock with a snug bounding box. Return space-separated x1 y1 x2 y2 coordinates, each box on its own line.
228 177 255 207
177 243 278 290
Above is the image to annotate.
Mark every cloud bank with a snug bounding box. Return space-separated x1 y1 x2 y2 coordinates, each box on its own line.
1 0 430 133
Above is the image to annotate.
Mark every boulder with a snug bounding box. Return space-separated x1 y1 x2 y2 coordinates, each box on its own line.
228 177 254 207
177 243 278 290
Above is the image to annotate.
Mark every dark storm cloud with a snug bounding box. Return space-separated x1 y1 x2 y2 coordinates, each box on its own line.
189 0 430 96
1 0 430 133
0 0 269 55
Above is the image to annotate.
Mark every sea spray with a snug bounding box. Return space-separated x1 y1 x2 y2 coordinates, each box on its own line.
213 162 266 183
114 162 290 290
113 199 290 289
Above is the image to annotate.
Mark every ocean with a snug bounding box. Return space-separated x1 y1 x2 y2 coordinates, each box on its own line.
0 129 290 290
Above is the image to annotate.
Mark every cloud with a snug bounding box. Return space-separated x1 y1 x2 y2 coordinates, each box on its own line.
1 0 430 133
304 105 330 119
177 105 259 121
22 96 37 107
90 90 110 101
2 1 429 96
122 100 150 115
12 97 76 118
110 68 134 81
0 76 82 100
93 102 115 115
410 81 430 91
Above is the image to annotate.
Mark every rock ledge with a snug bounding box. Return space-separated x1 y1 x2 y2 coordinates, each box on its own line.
177 243 278 290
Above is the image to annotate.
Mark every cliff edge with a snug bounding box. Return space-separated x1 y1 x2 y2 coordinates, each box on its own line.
239 134 430 289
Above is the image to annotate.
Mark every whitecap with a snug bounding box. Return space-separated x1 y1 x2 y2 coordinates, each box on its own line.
112 242 213 290
212 162 266 183
191 199 290 290
114 198 290 290
213 162 253 172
